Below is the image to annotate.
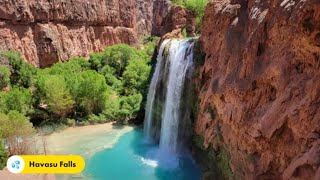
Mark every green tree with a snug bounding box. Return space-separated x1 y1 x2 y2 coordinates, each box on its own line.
48 57 90 75
0 111 35 155
0 113 10 138
0 51 36 87
102 45 136 76
122 59 151 95
7 111 35 136
19 63 36 87
103 91 121 120
76 70 109 115
118 93 143 120
89 52 104 71
0 65 11 89
140 36 160 57
5 87 32 115
100 65 123 93
0 111 35 138
42 75 74 117
89 44 148 76
0 92 7 113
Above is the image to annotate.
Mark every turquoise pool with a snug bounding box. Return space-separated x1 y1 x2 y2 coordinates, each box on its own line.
83 128 201 180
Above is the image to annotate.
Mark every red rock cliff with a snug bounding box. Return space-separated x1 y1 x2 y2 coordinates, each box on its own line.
0 0 153 67
196 0 320 179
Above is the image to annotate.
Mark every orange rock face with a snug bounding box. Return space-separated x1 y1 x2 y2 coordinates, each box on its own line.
155 5 197 37
196 0 320 179
161 6 196 37
0 0 153 67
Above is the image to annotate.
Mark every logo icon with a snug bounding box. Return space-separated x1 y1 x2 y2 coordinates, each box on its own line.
12 160 20 169
7 155 25 174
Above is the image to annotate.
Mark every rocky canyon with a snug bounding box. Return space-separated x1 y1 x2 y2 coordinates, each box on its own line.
0 0 157 67
195 0 320 179
0 0 319 179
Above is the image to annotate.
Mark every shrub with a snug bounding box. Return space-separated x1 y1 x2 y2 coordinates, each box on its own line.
0 92 7 113
183 0 208 18
0 111 35 140
18 63 36 87
48 57 90 75
0 65 11 89
76 70 109 115
217 148 234 178
87 114 102 124
4 87 33 115
102 45 140 76
38 75 74 117
122 59 151 95
119 93 143 120
89 52 104 71
0 111 35 155
0 51 36 87
78 121 90 126
89 44 148 76
171 0 209 31
103 91 121 121
100 65 123 93
0 143 8 170
65 118 76 127
140 36 160 57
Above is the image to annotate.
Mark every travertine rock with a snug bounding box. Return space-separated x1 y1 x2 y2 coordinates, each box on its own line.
196 0 320 179
152 0 171 36
159 5 197 37
0 0 153 67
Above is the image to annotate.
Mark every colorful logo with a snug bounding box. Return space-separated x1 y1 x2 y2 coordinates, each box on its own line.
7 155 25 174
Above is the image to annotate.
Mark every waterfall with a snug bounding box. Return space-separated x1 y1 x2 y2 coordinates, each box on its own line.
143 39 170 142
159 40 195 153
144 39 195 155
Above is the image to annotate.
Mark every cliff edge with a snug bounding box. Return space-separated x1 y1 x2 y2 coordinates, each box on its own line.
196 0 320 179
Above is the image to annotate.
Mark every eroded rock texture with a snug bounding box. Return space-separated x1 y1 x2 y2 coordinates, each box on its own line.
0 0 153 67
196 0 320 179
152 0 171 36
152 0 196 37
162 6 196 37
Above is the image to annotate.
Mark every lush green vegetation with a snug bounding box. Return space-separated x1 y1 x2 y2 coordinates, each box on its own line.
0 37 159 163
171 0 209 31
0 143 7 170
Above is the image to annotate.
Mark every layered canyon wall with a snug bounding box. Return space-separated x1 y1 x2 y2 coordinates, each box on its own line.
0 0 197 67
196 0 320 179
0 0 154 67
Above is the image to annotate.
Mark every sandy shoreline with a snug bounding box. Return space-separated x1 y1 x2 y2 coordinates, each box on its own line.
0 122 134 180
44 122 133 156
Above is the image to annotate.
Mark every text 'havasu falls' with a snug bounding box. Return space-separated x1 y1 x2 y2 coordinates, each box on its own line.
29 161 76 168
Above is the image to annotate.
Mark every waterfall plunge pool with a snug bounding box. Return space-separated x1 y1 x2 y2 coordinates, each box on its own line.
51 39 202 180
84 128 201 180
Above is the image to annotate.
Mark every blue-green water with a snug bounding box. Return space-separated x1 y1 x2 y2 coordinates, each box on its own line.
84 128 201 180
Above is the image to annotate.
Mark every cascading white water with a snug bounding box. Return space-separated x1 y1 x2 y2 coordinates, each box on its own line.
144 39 195 156
159 39 195 153
143 39 170 141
